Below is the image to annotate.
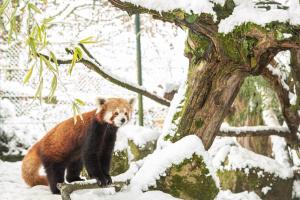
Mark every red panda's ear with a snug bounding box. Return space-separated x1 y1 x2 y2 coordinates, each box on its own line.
128 98 135 106
95 97 106 106
95 97 106 114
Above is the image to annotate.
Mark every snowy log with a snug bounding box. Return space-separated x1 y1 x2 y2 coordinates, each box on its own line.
57 181 126 200
37 46 170 106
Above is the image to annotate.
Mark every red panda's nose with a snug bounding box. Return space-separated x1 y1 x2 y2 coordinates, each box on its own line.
121 118 126 123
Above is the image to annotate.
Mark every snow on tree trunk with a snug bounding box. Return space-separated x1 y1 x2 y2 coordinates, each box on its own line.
160 30 246 150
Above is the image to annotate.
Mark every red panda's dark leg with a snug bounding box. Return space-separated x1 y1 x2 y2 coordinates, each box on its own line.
66 160 84 182
82 120 108 186
44 162 65 194
99 125 117 184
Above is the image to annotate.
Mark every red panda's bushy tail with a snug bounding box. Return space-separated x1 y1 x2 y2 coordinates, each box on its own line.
22 143 48 186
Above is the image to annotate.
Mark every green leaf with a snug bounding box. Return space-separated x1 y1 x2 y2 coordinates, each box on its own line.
40 55 57 73
28 3 41 14
34 78 43 102
0 0 10 15
39 57 43 79
72 102 83 124
74 98 85 106
50 51 59 69
43 17 54 24
68 47 83 75
48 75 57 100
28 37 37 56
8 8 17 43
75 47 83 60
79 36 98 44
23 65 34 84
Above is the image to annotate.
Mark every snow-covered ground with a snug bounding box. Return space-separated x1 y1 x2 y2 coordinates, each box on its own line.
0 161 265 200
0 161 179 200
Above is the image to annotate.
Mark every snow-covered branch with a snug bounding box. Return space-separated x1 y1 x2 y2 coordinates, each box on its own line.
38 46 171 106
219 125 289 138
262 61 300 147
57 180 126 200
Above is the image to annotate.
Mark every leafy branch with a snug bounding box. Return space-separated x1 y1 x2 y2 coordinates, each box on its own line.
37 43 171 106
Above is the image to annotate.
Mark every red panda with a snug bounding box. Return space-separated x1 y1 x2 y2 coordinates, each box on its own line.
22 97 134 194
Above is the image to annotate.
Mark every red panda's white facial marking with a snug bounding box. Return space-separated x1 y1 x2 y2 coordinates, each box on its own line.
95 97 134 127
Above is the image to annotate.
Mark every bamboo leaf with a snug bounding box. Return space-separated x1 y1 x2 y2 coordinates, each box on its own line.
40 55 57 73
79 36 98 44
8 8 17 43
75 98 85 106
0 0 10 15
23 65 34 84
28 37 37 56
75 47 83 60
34 78 43 102
68 48 78 75
50 51 59 70
39 57 43 79
28 3 41 14
48 75 57 100
43 17 54 24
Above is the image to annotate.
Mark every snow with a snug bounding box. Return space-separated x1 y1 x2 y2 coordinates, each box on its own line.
218 0 300 33
120 0 300 34
214 145 293 179
0 161 180 200
215 190 261 200
130 135 218 191
293 180 300 199
114 124 160 151
118 125 160 148
121 0 216 19
261 186 271 195
220 124 289 135
263 110 291 167
157 71 188 149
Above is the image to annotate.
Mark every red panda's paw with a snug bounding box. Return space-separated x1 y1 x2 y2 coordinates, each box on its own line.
96 176 111 187
104 174 112 185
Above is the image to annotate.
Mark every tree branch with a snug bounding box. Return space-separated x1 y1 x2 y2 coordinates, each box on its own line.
108 0 219 54
218 126 289 137
261 61 300 147
57 181 126 200
38 46 171 106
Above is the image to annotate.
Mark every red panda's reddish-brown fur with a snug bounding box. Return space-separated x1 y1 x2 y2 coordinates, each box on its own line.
22 98 133 188
22 110 95 187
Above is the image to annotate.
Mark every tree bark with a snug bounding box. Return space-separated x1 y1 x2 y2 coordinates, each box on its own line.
178 62 245 149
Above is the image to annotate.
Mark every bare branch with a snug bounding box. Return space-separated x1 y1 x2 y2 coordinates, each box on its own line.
38 48 171 106
57 181 126 200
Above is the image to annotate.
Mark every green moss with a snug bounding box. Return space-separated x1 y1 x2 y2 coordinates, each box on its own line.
213 0 235 22
128 140 156 161
154 154 219 200
218 168 293 200
110 150 129 176
195 118 204 128
0 155 23 162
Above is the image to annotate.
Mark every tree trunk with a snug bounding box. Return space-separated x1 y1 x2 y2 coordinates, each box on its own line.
168 31 247 150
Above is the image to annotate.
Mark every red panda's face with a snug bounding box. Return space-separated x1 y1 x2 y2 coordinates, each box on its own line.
95 97 135 127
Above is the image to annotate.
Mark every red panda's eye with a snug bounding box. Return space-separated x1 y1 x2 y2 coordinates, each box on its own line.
125 112 128 116
114 112 119 115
